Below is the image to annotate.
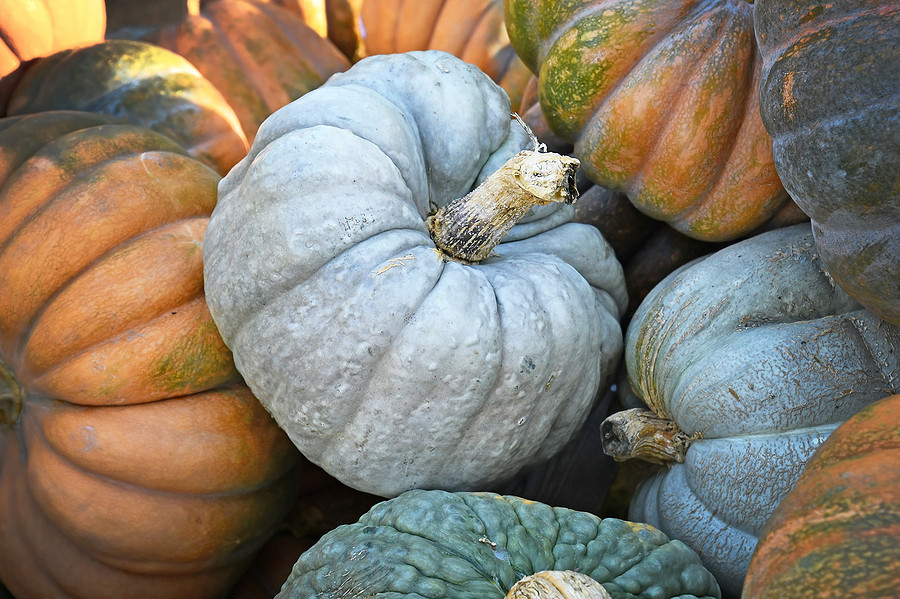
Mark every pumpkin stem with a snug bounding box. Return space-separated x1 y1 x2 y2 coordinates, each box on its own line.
0 361 23 426
506 571 612 599
426 125 579 263
600 408 695 464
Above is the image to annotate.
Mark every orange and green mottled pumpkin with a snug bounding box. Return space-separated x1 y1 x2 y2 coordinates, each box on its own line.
743 393 900 599
755 0 900 326
359 0 533 108
504 0 790 241
0 111 300 599
146 0 351 143
5 39 249 176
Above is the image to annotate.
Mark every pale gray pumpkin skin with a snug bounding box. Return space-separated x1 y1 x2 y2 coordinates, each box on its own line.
203 51 628 498
624 223 900 598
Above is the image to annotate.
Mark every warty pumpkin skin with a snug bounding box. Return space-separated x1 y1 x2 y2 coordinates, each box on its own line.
607 223 900 598
203 50 628 498
0 111 300 599
278 489 722 598
0 0 106 113
742 393 900 599
5 39 249 176
755 0 900 326
359 0 534 109
504 0 789 242
146 0 351 143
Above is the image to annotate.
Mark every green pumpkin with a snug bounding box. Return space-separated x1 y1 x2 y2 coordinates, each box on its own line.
279 489 721 598
755 0 900 326
202 50 628 498
605 223 900 598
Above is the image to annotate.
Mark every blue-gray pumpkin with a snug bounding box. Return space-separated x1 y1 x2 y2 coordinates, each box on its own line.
604 223 900 598
202 50 628 498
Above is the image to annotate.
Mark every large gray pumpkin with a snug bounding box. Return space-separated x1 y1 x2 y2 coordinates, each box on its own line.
203 50 628 498
610 223 900 598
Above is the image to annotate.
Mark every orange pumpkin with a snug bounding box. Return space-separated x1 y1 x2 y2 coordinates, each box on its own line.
358 0 533 108
0 0 106 113
505 0 791 242
5 39 249 176
146 0 351 142
264 0 364 59
744 393 900 598
0 111 300 599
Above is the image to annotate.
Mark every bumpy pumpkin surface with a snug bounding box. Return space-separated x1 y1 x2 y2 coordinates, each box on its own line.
279 489 721 598
743 393 900 599
616 223 900 598
504 0 789 242
358 0 533 108
147 0 351 143
0 111 299 599
5 39 249 175
755 0 900 326
203 50 628 498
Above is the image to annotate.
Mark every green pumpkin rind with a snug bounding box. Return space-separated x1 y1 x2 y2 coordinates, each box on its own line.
755 0 900 326
279 489 721 598
203 50 628 498
504 0 788 242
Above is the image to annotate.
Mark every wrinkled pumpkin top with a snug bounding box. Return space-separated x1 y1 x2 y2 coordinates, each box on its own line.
278 489 721 598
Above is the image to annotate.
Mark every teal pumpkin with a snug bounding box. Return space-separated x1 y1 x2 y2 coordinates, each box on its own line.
278 489 721 598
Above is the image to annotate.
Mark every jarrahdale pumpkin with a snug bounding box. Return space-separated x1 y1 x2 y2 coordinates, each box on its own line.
358 0 534 109
599 223 900 598
202 50 629 498
0 110 301 599
503 0 791 242
145 0 351 143
755 0 900 326
277 489 722 598
742 393 900 599
0 0 106 114
4 38 249 176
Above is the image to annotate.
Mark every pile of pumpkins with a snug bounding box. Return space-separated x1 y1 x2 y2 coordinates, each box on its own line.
0 0 897 598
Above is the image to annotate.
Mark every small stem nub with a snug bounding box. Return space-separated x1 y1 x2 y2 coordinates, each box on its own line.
426 123 579 263
600 408 696 464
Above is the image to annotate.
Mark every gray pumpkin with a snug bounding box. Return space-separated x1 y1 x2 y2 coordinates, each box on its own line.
202 50 628 498
610 223 900 598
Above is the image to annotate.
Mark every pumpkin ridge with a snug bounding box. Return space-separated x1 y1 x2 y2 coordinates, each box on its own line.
253 1 347 81
19 217 210 377
29 296 237 405
200 4 280 122
0 156 217 367
758 4 897 60
615 4 746 206
845 313 900 394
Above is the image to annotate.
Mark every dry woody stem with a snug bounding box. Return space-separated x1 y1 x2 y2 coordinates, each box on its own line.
506 570 613 599
600 407 696 464
426 115 580 263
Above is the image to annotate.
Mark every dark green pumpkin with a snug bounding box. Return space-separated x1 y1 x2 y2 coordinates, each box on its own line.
278 489 721 598
755 0 900 326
